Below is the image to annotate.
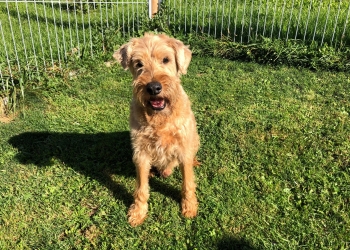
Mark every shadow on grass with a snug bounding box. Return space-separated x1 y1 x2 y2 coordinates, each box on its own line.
8 131 182 208
8 131 134 206
217 235 261 250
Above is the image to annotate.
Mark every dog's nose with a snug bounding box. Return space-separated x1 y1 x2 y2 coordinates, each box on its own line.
146 82 162 95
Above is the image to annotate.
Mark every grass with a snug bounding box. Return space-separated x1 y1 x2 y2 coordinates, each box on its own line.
1 55 350 249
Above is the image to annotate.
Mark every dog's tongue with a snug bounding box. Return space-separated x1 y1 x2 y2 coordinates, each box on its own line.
150 99 165 109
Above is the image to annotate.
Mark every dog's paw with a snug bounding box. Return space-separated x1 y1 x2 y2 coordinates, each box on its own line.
181 198 198 218
128 203 148 227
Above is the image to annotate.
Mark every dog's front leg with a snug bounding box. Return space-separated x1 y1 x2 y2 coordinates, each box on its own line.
128 156 151 227
180 160 198 218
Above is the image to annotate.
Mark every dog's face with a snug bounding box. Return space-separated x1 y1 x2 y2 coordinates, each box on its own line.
113 33 192 112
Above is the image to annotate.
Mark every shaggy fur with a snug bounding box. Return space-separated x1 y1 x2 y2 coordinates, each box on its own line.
113 33 200 227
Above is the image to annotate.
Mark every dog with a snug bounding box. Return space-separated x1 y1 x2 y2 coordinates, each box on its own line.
113 33 200 226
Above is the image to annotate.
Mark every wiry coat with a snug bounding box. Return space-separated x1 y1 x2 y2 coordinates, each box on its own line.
114 33 199 226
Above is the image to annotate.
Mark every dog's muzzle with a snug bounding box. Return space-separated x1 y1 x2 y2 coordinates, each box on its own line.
146 82 166 110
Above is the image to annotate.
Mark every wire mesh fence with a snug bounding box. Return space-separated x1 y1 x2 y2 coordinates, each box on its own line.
162 0 350 46
1 0 350 89
0 0 145 75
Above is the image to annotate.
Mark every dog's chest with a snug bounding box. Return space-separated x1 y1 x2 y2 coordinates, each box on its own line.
146 124 184 149
134 123 186 166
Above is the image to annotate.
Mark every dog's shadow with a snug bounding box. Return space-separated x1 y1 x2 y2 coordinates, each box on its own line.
8 131 181 208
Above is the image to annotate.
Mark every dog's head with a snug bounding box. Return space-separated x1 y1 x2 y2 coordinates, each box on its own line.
113 33 192 112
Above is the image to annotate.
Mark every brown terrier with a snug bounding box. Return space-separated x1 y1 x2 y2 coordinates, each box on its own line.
113 33 200 227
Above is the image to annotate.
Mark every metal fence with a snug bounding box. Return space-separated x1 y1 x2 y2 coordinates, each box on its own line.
167 0 350 46
0 1 146 77
1 0 350 86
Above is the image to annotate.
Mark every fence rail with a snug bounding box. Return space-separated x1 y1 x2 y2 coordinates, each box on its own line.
1 0 350 89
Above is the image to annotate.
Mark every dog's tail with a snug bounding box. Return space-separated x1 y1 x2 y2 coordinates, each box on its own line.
193 157 200 167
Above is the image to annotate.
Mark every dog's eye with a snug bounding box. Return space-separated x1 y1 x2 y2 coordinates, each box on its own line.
135 61 143 68
162 57 169 64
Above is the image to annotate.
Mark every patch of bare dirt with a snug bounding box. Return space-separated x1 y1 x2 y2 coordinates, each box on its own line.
0 97 16 123
0 116 13 123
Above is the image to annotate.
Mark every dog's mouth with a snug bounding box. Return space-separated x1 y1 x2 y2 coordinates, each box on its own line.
149 97 166 110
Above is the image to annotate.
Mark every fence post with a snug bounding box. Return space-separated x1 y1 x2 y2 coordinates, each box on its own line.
149 0 160 18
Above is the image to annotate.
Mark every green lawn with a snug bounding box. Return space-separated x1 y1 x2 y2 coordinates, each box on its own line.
0 56 349 249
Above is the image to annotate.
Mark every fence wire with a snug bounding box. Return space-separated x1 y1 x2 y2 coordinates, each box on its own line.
1 0 350 87
165 0 349 45
0 0 146 88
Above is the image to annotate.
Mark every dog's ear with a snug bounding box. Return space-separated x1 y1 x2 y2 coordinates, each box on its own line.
113 43 131 70
170 39 192 75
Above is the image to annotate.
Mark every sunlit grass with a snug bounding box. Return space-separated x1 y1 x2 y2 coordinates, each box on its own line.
1 56 349 249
